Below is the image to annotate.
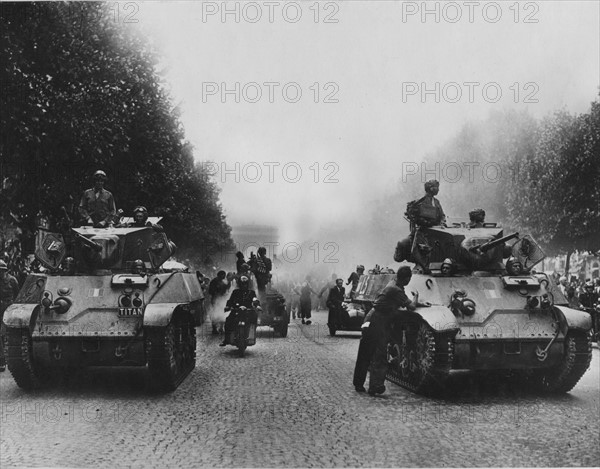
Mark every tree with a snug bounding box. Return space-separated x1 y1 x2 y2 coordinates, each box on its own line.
505 99 600 271
0 2 233 268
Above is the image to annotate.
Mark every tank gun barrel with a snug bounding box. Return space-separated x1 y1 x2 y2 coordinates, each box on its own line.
74 232 102 252
470 232 519 253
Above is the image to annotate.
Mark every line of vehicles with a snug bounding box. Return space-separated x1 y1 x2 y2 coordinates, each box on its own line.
2 213 595 395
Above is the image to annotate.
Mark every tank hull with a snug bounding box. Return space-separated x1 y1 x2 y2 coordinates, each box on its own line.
3 271 205 391
349 272 593 394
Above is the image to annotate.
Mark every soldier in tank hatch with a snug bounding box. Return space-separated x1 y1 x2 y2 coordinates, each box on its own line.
79 170 116 228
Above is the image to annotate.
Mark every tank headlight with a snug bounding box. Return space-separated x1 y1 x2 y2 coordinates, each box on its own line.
527 296 539 309
461 299 476 316
52 297 71 314
132 293 143 307
120 295 132 307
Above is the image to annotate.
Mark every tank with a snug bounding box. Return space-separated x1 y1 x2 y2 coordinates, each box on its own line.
2 219 206 392
350 221 593 395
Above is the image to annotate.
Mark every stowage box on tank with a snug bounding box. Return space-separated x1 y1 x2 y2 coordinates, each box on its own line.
3 221 206 392
350 222 593 395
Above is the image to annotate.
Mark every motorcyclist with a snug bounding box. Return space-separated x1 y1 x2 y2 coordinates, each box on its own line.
219 275 260 346
579 280 598 308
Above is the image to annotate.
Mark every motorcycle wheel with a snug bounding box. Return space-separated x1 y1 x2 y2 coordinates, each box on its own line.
237 324 247 357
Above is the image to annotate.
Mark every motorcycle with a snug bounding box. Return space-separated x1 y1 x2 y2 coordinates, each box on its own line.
225 304 258 357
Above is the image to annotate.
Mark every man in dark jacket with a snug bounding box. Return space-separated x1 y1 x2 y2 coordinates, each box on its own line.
326 279 346 329
251 247 272 294
220 276 260 346
354 266 430 395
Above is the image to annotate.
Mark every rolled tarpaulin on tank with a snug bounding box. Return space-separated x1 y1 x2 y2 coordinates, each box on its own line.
3 303 39 328
143 303 181 327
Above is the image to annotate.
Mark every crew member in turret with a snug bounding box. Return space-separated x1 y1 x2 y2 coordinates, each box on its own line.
354 266 430 395
79 170 116 228
468 208 486 228
127 206 164 231
219 275 260 346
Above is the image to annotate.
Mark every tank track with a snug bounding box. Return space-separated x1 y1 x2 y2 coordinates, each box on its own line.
146 314 196 392
386 321 455 394
532 330 592 393
5 327 48 390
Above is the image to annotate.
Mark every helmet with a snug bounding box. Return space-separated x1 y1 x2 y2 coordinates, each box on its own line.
132 259 145 274
424 179 440 192
469 208 485 223
239 275 249 287
0 260 7 270
133 206 148 215
506 257 523 275
93 170 107 180
585 281 594 290
441 258 455 275
357 265 365 271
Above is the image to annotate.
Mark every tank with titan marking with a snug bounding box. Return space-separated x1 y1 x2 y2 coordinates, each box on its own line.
3 218 206 391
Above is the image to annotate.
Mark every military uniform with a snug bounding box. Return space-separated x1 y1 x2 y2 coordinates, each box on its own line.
79 188 116 226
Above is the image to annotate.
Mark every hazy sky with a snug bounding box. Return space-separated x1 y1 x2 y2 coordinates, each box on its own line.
135 1 599 243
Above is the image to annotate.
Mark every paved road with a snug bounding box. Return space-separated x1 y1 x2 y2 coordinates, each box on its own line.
1 309 599 468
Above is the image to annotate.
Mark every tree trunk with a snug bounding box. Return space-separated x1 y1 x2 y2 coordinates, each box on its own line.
565 251 571 277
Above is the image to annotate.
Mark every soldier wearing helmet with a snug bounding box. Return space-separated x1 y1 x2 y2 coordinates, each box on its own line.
219 275 260 346
406 180 446 228
79 170 117 228
468 208 486 228
0 260 20 372
127 206 164 231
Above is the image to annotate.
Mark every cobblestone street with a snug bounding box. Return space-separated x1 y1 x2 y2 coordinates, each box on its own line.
1 310 599 468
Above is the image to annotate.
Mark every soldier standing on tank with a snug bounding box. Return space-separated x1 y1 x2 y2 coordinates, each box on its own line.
356 266 431 395
250 247 272 295
0 260 20 372
346 265 365 299
79 170 117 228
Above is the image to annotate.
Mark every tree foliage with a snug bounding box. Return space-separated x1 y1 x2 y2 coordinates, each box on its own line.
0 2 232 267
376 99 599 261
505 100 600 255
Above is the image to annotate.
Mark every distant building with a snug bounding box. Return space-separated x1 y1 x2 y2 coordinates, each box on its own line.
230 224 279 260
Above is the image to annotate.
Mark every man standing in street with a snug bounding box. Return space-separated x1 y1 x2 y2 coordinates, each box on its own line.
79 170 116 228
326 278 346 331
353 266 430 395
0 260 20 372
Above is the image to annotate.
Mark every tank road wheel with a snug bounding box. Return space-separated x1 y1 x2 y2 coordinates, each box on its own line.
386 322 455 395
146 314 196 392
531 330 592 394
5 327 51 390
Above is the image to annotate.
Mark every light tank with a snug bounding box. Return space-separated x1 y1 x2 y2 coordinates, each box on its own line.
3 218 206 392
350 220 593 395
